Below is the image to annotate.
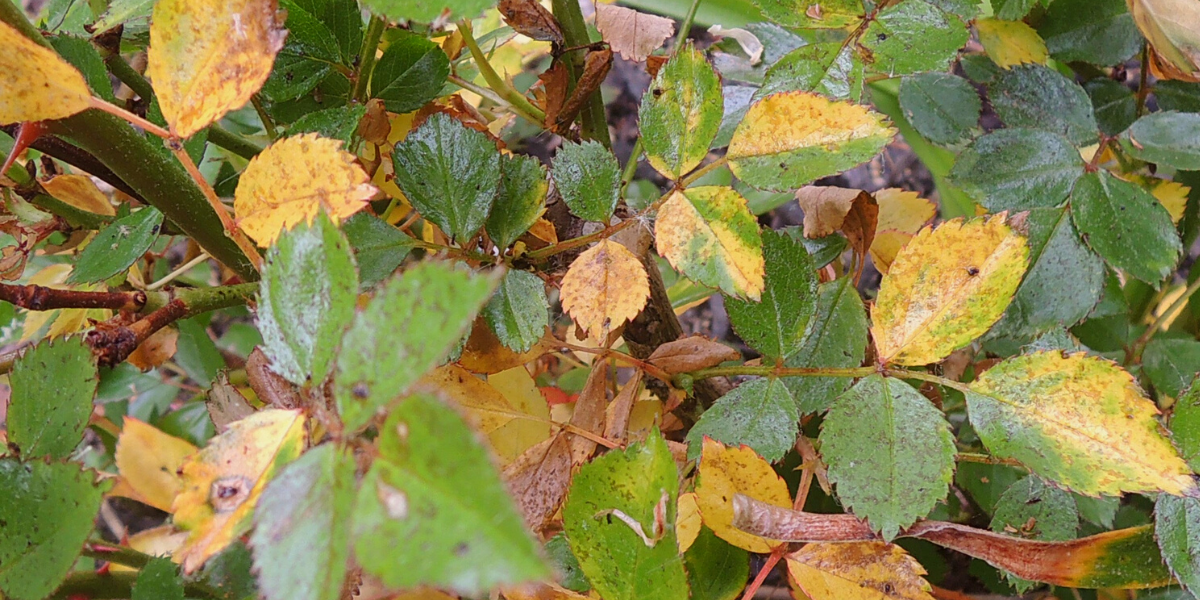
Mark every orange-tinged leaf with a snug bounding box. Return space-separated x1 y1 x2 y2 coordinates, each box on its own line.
788 542 934 600
233 133 376 246
126 326 180 370
0 21 91 124
147 0 286 137
872 215 1028 366
418 364 519 436
656 186 765 299
695 437 792 553
39 174 116 216
873 188 935 235
114 418 197 513
676 491 702 552
976 18 1048 68
868 230 912 274
560 239 650 340
172 409 305 573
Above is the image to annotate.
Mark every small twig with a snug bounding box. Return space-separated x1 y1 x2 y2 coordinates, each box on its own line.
457 20 547 124
679 156 728 187
87 298 188 366
145 252 210 291
447 74 544 126
1136 42 1152 117
86 96 171 139
353 14 388 103
1131 274 1200 361
0 282 145 311
552 339 673 383
956 452 1025 468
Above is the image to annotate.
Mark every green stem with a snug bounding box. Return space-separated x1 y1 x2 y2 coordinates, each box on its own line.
251 95 279 141
205 126 264 160
353 14 388 103
458 20 547 123
1136 42 1152 117
550 0 611 146
682 364 973 394
447 74 544 126
1131 274 1200 361
957 452 1025 468
81 543 152 569
142 282 259 316
680 156 728 187
673 0 704 48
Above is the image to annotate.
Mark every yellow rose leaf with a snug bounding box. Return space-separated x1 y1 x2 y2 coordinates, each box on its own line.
695 437 792 553
788 542 934 600
109 525 189 572
727 91 895 191
560 239 651 340
676 491 702 553
968 352 1197 497
975 18 1049 68
872 215 1028 366
233 134 376 246
488 366 553 464
114 418 198 513
655 186 765 300
39 174 116 216
172 409 306 573
873 188 936 235
1152 179 1189 223
0 21 92 124
146 0 287 138
868 230 912 275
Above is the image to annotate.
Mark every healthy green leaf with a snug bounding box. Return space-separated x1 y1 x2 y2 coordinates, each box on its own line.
545 534 590 593
991 475 1079 593
746 0 863 28
354 394 548 593
725 228 818 359
483 269 549 353
0 459 104 600
1155 81 1200 113
286 105 368 146
342 212 417 289
928 0 980 19
7 337 98 459
262 0 341 102
550 141 622 222
486 153 548 249
797 229 849 268
251 444 356 600
992 0 1035 19
822 375 956 541
1070 171 1181 285
291 0 363 63
955 463 1025 516
640 42 723 179
860 0 969 75
1086 78 1138 136
49 35 115 102
335 262 498 432
686 377 798 462
1123 112 1200 171
257 212 358 386
757 42 864 102
131 558 184 600
899 72 981 146
68 206 164 284
989 64 1098 146
360 0 493 22
369 31 450 113
781 277 869 413
564 432 688 600
1171 379 1200 472
175 317 226 388
684 527 749 600
1156 494 1200 596
988 207 1104 340
92 0 155 32
1144 338 1200 398
950 128 1084 212
392 112 501 242
1037 0 1141 66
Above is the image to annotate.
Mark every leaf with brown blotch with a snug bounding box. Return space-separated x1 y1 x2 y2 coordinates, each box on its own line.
788 542 935 600
604 369 644 443
0 21 92 124
569 363 608 464
147 0 287 138
560 239 650 341
498 0 563 44
595 4 675 62
648 335 742 375
503 433 572 533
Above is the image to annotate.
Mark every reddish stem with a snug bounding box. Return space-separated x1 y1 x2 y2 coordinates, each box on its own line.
0 283 145 311
740 545 787 600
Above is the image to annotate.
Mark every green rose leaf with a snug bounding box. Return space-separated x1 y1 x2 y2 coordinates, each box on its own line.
7 337 98 459
551 140 622 222
1070 171 1181 285
483 269 549 354
639 42 723 180
950 128 1084 212
68 206 164 284
686 377 799 462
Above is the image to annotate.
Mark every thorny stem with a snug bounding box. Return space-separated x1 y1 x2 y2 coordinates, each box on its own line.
458 20 547 124
169 144 263 271
353 14 388 103
251 94 279 141
550 0 611 146
1131 273 1200 360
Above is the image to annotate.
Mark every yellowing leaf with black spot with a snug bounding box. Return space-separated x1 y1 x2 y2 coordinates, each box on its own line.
967 352 1197 497
234 134 376 246
871 215 1027 366
0 21 92 124
560 239 650 340
172 409 305 573
695 437 792 553
975 18 1048 68
113 418 197 513
147 0 287 138
656 186 765 300
727 91 895 192
788 542 934 600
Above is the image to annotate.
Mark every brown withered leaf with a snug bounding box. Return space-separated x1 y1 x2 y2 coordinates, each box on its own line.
503 433 572 533
604 369 644 443
206 372 255 433
795 186 868 238
595 4 675 62
498 0 563 44
645 55 668 78
459 318 556 374
648 335 741 375
555 48 613 134
537 61 570 134
126 326 179 371
357 99 391 146
842 192 878 284
569 362 608 463
247 346 304 410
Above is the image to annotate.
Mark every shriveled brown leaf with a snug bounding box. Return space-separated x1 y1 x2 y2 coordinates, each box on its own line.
537 61 571 134
498 0 563 44
247 346 304 409
569 362 608 463
604 369 644 443
555 48 613 134
645 54 668 78
795 186 868 238
206 372 255 433
127 326 179 370
842 192 878 284
595 4 675 62
503 433 572 533
357 99 391 146
647 335 741 374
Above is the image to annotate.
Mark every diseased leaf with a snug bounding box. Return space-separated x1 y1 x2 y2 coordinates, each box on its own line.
687 378 798 462
967 352 1196 497
695 438 792 553
369 31 451 113
115 418 198 513
484 269 549 353
234 134 376 247
989 64 1098 146
505 433 572 532
1124 111 1200 170
487 154 548 249
950 128 1084 212
899 72 981 146
782 277 869 413
872 216 1028 366
6 336 98 460
822 375 956 540
976 18 1049 68
147 0 287 137
727 91 895 192
859 0 969 76
594 4 675 63
392 113 501 242
550 141 621 223
498 0 563 44
788 542 935 600
725 229 818 359
560 240 650 340
354 395 548 594
640 43 723 179
0 21 91 124
656 186 765 299
990 475 1079 592
39 174 116 217
1037 0 1142 66
1070 170 1182 285
564 432 688 600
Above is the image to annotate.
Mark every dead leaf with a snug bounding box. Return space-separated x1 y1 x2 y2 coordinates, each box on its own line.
647 335 741 374
459 319 555 374
503 582 591 600
568 362 608 463
498 0 564 44
707 25 763 64
357 99 391 146
488 366 554 463
555 48 613 134
503 433 572 532
595 4 675 62
207 371 256 433
795 186 868 238
247 346 304 409
126 326 179 370
537 61 571 134
604 369 644 443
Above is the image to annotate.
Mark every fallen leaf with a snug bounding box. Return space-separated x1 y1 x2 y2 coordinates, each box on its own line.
503 433 572 532
39 174 116 216
172 409 306 573
498 0 563 44
656 186 765 300
147 0 287 137
788 542 934 600
0 21 92 123
595 4 675 62
114 418 198 513
647 335 741 375
695 437 792 553
560 239 650 340
234 133 376 246
126 326 179 371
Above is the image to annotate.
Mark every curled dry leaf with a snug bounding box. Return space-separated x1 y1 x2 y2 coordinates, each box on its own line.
553 48 614 134
233 133 376 247
39 174 116 217
126 325 179 371
795 186 877 282
246 346 304 410
537 61 571 135
560 239 650 341
114 418 198 513
503 433 572 533
788 542 935 600
568 363 608 463
604 369 644 443
1128 0 1200 81
0 21 92 124
206 372 255 433
498 0 563 44
594 4 675 62
147 0 287 138
647 335 741 375
707 25 763 65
